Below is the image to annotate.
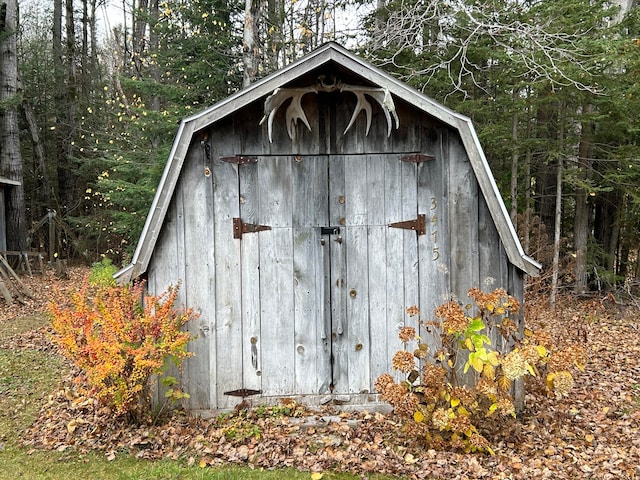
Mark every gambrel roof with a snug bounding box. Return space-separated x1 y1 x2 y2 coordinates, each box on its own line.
116 42 540 282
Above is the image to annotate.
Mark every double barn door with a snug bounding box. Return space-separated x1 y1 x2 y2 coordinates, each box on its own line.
219 153 428 400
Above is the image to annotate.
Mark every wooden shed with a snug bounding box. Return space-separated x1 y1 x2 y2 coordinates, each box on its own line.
0 176 21 252
117 43 540 413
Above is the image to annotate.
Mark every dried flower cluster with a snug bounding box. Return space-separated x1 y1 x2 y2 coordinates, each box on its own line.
392 350 416 373
398 326 417 343
435 301 468 334
502 350 529 380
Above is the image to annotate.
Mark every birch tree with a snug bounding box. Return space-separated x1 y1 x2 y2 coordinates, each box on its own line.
0 0 26 250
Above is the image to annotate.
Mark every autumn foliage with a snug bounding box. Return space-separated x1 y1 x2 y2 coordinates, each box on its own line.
48 278 194 423
376 288 586 454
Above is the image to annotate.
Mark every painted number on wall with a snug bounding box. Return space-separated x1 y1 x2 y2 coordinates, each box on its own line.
430 197 440 261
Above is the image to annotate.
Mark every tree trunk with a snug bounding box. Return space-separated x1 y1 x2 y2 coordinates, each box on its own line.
22 101 50 209
550 156 563 309
550 106 566 309
132 0 149 75
56 0 77 213
510 99 518 225
243 0 259 87
574 104 594 293
267 0 284 71
0 0 26 250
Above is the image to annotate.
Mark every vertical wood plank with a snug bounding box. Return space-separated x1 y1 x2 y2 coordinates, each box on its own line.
147 192 182 407
418 128 451 353
478 193 509 352
258 157 295 395
366 153 389 386
212 146 243 409
292 155 330 394
328 154 347 392
447 131 479 384
449 131 480 297
400 157 420 335
239 160 262 394
180 146 212 409
344 154 370 393
383 154 406 381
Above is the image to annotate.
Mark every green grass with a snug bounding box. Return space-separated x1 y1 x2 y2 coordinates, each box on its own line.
0 449 364 480
0 313 401 479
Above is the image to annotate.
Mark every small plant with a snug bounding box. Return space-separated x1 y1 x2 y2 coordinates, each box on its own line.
375 288 586 454
48 279 195 424
88 257 119 287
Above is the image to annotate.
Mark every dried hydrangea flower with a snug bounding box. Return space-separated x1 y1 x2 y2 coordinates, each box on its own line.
502 350 528 380
392 350 416 373
431 407 450 430
435 301 468 334
398 326 416 343
550 370 574 396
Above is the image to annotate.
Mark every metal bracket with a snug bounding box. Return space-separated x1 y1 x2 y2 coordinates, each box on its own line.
223 388 262 398
321 226 340 235
220 155 258 165
233 218 272 239
388 214 426 235
401 154 435 163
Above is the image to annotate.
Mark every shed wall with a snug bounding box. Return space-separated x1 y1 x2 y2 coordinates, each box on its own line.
146 87 526 411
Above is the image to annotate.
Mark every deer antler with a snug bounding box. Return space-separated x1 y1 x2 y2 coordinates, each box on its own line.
260 87 317 143
260 77 400 142
340 85 399 137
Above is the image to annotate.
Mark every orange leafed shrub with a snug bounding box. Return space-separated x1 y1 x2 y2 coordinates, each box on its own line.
48 279 194 423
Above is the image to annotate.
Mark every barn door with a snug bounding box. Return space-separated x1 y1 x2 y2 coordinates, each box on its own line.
326 154 422 395
234 153 422 399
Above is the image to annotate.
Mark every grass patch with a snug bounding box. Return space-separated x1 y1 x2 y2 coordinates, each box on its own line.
0 449 371 480
0 348 63 444
0 314 48 340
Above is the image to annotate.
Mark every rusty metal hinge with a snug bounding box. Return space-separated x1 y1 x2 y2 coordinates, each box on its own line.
401 154 435 163
220 155 258 165
388 214 426 235
224 388 262 398
233 217 272 239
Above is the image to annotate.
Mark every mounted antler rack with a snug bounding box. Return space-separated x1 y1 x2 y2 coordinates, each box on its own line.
259 75 400 143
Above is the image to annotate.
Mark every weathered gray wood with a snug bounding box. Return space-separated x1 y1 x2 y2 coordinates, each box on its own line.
328 155 348 393
344 155 371 393
178 147 213 409
449 132 480 297
366 154 390 385
292 228 323 393
383 153 407 382
212 144 243 409
147 188 182 406
478 193 510 352
239 160 262 394
258 156 295 395
448 130 480 384
400 158 420 335
292 155 330 394
417 127 450 353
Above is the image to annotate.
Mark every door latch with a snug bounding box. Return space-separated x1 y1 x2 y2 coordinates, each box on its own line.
321 226 340 235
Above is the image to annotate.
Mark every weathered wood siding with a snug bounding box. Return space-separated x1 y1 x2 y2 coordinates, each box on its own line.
145 75 527 411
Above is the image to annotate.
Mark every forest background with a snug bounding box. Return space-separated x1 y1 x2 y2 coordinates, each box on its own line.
2 0 640 299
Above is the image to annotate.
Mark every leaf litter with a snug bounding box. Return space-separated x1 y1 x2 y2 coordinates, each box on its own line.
3 269 640 479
